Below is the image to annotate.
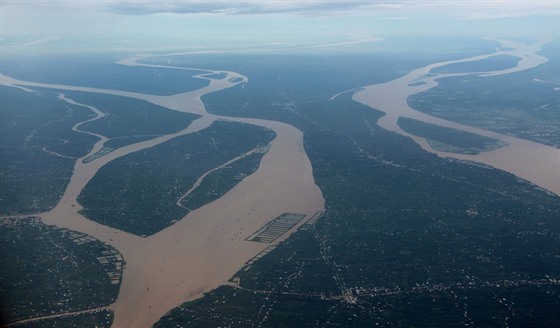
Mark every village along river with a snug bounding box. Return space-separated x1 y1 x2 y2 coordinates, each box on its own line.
1 61 324 327
1 37 557 326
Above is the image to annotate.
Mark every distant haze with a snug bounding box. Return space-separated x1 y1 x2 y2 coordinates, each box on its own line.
1 0 558 54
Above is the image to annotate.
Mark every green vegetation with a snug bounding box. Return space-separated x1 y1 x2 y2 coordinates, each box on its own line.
0 87 97 215
154 285 357 328
103 135 157 149
156 284 560 327
181 149 267 210
398 117 507 154
78 120 275 236
236 227 340 295
82 136 158 164
1 55 209 96
0 86 198 216
12 310 113 328
409 39 560 147
0 218 121 325
154 53 559 327
2 38 558 326
145 37 501 122
63 91 198 140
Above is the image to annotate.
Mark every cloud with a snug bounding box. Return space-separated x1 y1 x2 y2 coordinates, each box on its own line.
2 0 557 18
97 0 558 17
104 1 378 16
1 0 557 44
452 0 560 20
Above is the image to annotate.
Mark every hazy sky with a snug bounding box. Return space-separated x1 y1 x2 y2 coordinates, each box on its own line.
1 1 558 53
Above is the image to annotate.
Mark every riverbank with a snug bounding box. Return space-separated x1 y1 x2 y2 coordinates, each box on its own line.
353 38 559 196
1 61 324 327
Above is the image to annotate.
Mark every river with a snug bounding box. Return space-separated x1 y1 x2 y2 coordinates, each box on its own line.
352 38 559 196
1 61 325 327
2 37 557 327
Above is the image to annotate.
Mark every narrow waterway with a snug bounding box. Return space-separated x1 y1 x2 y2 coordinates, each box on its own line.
353 38 559 196
1 61 325 327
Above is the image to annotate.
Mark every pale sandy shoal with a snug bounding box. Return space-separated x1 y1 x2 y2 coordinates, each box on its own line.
1 68 324 327
353 39 559 196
